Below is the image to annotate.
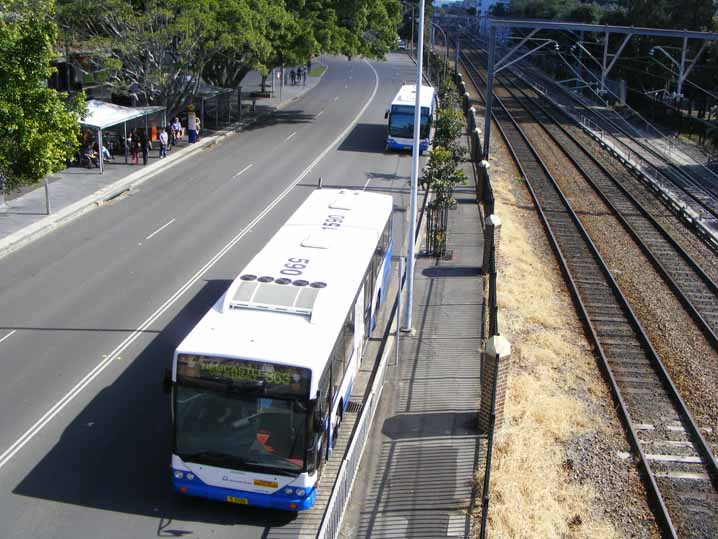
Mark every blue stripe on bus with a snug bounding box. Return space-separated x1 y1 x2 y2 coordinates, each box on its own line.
386 140 430 151
172 475 316 511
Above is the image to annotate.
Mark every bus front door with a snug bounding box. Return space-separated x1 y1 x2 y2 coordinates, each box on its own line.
354 287 364 363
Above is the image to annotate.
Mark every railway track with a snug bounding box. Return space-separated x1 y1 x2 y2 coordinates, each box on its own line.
460 50 718 538
491 68 718 351
519 64 718 226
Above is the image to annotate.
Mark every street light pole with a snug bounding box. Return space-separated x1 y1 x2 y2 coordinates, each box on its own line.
431 22 449 87
402 0 425 332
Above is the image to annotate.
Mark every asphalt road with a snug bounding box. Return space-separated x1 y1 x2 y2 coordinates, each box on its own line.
0 53 421 538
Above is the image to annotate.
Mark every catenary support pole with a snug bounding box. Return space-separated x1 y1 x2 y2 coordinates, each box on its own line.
456 34 460 75
482 25 496 160
677 36 688 97
601 29 609 95
402 0 425 332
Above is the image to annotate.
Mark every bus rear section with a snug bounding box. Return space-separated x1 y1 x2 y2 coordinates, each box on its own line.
386 84 435 153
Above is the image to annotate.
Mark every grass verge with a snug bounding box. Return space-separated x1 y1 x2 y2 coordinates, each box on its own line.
479 152 620 539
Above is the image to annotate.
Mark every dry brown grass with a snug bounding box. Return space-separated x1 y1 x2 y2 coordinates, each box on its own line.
480 161 620 539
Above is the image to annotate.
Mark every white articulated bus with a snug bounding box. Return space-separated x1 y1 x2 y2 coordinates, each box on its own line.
169 189 393 511
385 83 435 153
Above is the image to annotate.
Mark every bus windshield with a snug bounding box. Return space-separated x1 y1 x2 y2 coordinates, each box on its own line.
174 383 307 475
389 111 430 139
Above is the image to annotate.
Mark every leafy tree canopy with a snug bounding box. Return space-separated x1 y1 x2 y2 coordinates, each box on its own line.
58 0 402 114
0 0 85 189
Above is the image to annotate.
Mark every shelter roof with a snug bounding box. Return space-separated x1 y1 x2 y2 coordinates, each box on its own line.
80 100 165 130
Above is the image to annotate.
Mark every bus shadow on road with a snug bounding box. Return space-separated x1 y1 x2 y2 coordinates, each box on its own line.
338 123 389 153
12 279 295 533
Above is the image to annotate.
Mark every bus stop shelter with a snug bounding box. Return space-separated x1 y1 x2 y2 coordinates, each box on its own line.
80 100 166 173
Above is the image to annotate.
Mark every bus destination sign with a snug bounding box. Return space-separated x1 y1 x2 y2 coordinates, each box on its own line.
177 354 310 396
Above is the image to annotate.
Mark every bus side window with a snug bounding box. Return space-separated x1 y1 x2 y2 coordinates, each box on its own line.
344 307 354 361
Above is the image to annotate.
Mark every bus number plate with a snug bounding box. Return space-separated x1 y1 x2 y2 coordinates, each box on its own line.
226 496 248 505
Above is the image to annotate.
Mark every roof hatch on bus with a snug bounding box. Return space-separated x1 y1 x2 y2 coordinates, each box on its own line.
329 190 361 210
301 232 332 249
223 280 321 318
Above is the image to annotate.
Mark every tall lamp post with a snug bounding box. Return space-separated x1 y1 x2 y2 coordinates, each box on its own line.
402 0 425 332
402 1 416 60
431 22 449 86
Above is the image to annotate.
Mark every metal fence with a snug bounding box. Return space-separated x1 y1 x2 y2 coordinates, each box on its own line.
455 67 501 538
316 189 430 539
198 89 243 131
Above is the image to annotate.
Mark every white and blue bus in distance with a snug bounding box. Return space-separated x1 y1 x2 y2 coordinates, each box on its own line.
169 189 393 511
385 83 435 153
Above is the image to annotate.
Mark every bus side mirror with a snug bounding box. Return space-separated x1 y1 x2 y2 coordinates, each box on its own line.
162 368 172 395
384 110 389 119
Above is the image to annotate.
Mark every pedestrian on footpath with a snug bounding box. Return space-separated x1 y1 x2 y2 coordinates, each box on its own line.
159 128 168 159
129 129 140 165
302 67 307 85
140 133 151 165
171 117 182 147
290 68 296 85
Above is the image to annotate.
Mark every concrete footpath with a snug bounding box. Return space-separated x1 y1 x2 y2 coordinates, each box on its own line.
340 144 485 538
0 67 326 260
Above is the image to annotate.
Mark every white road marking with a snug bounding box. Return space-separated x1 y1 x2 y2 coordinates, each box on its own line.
233 164 253 178
334 96 339 101
0 58 381 473
363 177 373 190
316 110 324 118
344 84 348 89
285 131 297 142
0 330 16 345
145 218 176 241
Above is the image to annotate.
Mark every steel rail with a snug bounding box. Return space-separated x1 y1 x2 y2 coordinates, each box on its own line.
494 66 718 351
464 34 718 239
532 66 718 219
461 49 718 539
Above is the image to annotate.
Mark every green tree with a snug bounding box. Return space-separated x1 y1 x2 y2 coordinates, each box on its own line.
434 107 467 162
60 0 403 114
422 146 466 205
58 0 221 117
201 0 292 89
0 0 85 190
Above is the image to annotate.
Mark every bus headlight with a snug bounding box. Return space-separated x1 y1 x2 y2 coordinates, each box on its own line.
296 489 306 497
284 487 294 496
186 473 195 481
174 471 184 479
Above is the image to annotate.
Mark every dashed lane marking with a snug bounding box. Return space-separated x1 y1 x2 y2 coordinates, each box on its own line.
0 331 16 345
145 218 176 240
233 164 253 178
0 58 381 474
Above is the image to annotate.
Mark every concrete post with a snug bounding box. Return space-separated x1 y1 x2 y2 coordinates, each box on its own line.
473 127 481 163
479 335 512 433
478 159 490 207
464 91 470 112
468 106 476 131
482 214 502 274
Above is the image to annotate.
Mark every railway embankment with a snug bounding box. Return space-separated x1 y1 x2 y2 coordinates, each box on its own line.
462 67 660 539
